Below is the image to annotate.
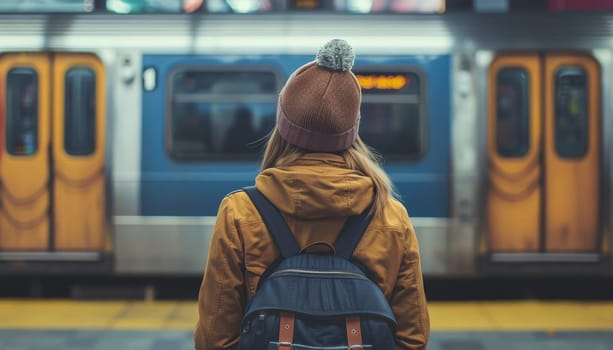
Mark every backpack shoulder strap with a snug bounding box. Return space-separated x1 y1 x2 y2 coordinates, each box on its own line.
243 186 301 258
334 206 374 260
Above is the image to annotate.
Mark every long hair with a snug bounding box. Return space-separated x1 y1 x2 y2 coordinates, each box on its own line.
260 128 397 217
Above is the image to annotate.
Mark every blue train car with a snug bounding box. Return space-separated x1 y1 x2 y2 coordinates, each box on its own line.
140 54 451 218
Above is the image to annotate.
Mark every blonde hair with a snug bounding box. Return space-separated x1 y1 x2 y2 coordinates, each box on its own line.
260 129 397 218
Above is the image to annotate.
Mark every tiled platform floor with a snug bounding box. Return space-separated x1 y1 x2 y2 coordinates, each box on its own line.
0 300 612 349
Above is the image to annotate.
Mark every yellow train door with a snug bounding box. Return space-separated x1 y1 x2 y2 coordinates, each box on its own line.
487 53 601 255
0 52 106 253
0 53 51 251
544 54 600 252
52 54 106 251
487 54 542 252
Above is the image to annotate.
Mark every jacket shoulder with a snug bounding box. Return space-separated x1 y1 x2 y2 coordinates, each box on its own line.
377 197 411 230
222 188 251 203
220 188 261 224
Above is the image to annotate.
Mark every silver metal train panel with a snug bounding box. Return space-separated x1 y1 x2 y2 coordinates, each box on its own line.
113 216 449 275
411 218 450 276
593 49 613 270
1 13 613 52
110 51 143 217
449 52 480 275
474 50 494 269
0 14 453 55
114 216 215 274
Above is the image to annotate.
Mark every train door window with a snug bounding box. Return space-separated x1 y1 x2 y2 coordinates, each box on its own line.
64 67 96 156
543 54 600 252
6 68 38 156
554 66 588 158
496 67 530 158
168 69 279 160
354 70 424 160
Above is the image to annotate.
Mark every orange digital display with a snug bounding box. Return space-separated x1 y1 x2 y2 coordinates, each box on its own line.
291 0 322 9
356 74 409 91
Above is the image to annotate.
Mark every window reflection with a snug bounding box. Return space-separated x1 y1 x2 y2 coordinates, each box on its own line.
496 68 530 158
204 0 444 13
6 68 38 156
360 103 421 158
0 0 94 13
207 0 272 12
555 66 588 159
334 0 444 13
65 68 96 156
106 0 203 13
356 71 423 160
169 69 278 160
224 107 259 153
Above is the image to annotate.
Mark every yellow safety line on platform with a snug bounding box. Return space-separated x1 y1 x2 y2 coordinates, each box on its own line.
0 300 613 331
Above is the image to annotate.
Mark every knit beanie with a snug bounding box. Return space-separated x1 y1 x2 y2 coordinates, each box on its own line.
277 39 361 152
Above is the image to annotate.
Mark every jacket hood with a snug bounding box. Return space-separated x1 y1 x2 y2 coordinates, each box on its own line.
255 153 374 219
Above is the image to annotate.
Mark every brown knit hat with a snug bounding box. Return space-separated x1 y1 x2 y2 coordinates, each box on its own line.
277 39 361 152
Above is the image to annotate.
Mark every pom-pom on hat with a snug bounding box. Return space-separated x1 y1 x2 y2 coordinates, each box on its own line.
277 39 361 152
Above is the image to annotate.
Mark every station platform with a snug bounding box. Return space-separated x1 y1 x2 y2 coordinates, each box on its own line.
0 300 612 349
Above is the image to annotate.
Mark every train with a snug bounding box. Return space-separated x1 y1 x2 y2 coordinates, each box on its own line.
0 11 611 278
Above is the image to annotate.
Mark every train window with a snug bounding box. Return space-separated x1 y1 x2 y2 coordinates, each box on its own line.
0 0 94 13
207 0 277 12
496 67 530 158
335 0 444 13
555 66 588 159
65 68 96 156
107 0 202 13
355 71 424 160
6 68 38 156
169 69 279 160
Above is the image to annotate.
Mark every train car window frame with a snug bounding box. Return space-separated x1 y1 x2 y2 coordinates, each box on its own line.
554 65 589 159
6 67 39 157
352 65 427 162
495 66 531 158
64 66 96 156
166 65 283 162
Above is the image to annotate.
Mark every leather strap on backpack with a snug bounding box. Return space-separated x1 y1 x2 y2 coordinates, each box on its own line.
278 312 295 349
346 316 363 349
279 313 362 349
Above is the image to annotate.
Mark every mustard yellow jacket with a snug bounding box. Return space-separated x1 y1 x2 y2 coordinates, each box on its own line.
195 153 430 349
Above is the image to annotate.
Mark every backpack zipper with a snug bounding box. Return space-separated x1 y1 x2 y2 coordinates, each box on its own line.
270 269 368 280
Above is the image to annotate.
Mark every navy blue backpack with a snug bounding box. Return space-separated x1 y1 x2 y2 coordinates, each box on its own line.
237 187 397 350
